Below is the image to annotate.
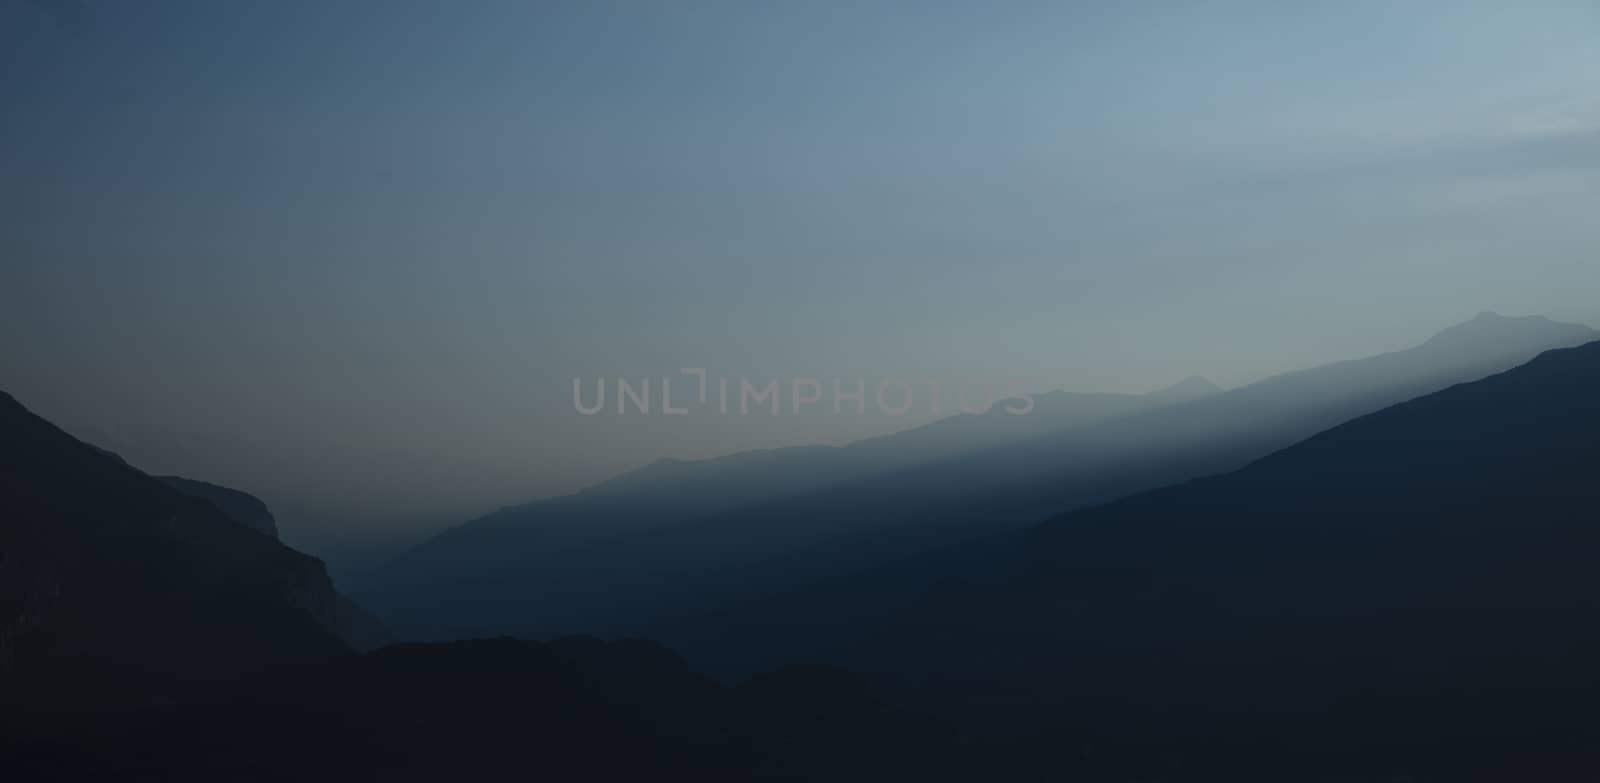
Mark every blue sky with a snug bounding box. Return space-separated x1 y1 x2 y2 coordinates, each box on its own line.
3 1 1598 552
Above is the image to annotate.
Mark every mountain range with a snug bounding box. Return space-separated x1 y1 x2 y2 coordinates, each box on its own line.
819 335 1600 779
5 316 1600 780
361 313 1598 647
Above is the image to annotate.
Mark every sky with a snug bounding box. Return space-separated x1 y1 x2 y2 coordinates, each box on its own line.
3 1 1598 566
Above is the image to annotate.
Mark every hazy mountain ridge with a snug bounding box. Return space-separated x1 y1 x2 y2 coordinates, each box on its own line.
507 382 1198 508
816 337 1600 777
361 382 1197 637
364 314 1595 644
653 313 1597 673
1144 374 1225 404
6 336 1600 780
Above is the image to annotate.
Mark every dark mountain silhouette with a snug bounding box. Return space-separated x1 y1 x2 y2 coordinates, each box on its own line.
0 392 958 782
816 337 1600 779
157 474 390 650
1 636 978 782
11 338 1598 781
0 391 380 721
658 313 1599 674
364 314 1596 647
7 337 1600 780
158 476 280 538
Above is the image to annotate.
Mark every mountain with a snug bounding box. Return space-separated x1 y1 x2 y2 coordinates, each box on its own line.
859 312 1598 519
158 476 280 538
364 314 1596 647
360 382 1199 637
8 339 1599 780
2 636 978 782
0 391 371 719
828 337 1600 778
156 474 389 649
0 391 953 781
1145 374 1224 405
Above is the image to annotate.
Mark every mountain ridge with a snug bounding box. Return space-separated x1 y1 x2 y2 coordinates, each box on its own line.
364 313 1597 646
0 390 386 717
836 338 1600 747
157 475 280 538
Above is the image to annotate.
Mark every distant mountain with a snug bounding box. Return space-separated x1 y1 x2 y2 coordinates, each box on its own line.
158 476 280 538
364 314 1596 648
827 337 1600 778
0 391 378 718
1145 374 1224 405
864 312 1599 518
655 313 1597 673
517 382 1188 505
361 381 1197 637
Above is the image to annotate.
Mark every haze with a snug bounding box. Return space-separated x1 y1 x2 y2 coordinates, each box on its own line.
3 1 1598 565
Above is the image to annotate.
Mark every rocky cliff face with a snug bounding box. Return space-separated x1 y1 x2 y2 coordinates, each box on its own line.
157 476 280 538
0 391 367 715
159 475 389 651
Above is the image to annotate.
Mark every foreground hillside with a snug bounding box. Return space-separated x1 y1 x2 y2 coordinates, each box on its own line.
3 636 975 782
829 337 1600 779
0 391 372 720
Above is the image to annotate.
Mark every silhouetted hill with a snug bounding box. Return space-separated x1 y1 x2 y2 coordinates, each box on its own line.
365 314 1595 649
828 337 1600 779
160 474 389 650
158 476 280 538
1 636 975 782
0 391 367 720
0 394 965 780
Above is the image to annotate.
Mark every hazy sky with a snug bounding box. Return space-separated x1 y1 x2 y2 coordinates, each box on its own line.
3 1 1598 560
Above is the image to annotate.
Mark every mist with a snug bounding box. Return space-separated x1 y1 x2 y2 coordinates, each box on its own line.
3 1 1599 566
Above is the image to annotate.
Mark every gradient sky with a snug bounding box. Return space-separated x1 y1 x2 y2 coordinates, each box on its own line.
3 1 1598 563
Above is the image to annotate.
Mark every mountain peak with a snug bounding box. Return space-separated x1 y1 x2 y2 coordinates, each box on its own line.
1147 375 1224 404
1423 312 1597 351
